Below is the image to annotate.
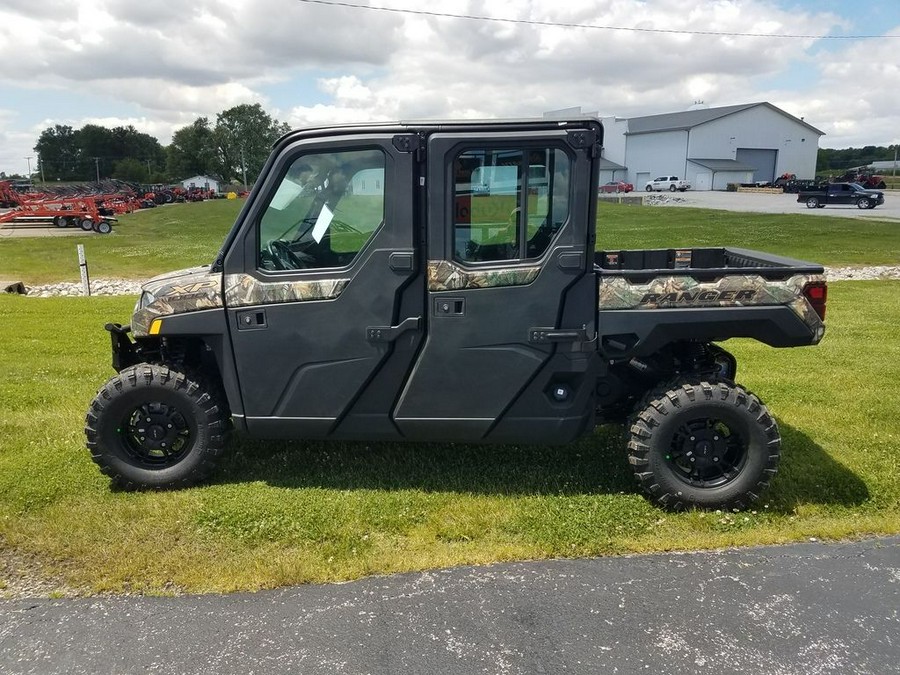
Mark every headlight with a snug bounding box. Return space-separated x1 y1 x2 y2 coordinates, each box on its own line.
135 290 156 312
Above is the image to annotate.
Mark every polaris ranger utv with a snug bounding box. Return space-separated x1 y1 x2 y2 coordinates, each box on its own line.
85 118 827 510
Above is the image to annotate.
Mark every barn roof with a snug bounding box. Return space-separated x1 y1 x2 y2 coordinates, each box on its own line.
626 102 825 137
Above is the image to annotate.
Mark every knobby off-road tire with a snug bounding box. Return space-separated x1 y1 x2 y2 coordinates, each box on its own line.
627 379 780 511
85 364 230 490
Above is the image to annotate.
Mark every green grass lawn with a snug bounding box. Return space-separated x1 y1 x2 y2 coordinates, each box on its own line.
0 200 240 284
2 199 900 285
0 283 897 595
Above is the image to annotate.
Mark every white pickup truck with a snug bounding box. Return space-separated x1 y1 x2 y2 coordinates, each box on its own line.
645 175 691 192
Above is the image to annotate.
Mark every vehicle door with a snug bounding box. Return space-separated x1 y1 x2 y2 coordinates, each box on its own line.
828 184 851 205
223 133 422 439
393 128 601 444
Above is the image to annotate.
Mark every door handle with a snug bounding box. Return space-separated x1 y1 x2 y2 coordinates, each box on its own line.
529 327 587 344
367 316 421 343
236 309 267 330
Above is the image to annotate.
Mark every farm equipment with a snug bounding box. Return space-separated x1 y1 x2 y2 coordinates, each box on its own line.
837 170 887 190
0 179 149 233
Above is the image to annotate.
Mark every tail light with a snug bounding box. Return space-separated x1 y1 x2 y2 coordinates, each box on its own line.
803 281 827 320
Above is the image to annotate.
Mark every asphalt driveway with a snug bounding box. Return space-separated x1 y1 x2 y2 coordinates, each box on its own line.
1 536 897 674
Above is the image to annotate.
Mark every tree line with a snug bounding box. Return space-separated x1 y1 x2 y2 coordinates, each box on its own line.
32 104 289 185
817 145 899 173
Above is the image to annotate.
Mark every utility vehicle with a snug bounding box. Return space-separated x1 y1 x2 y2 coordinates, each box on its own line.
86 118 827 510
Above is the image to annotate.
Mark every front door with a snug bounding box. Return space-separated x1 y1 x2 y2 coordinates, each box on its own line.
224 133 421 439
393 129 600 444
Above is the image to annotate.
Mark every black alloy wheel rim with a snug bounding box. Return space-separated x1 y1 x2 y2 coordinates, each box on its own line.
666 417 747 488
119 401 192 467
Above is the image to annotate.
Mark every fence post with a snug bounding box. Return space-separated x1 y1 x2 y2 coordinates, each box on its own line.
77 244 91 296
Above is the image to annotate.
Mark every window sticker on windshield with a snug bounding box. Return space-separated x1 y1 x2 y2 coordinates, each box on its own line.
312 204 334 243
268 178 303 211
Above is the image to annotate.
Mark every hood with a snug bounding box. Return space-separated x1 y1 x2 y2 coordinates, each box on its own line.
132 266 224 337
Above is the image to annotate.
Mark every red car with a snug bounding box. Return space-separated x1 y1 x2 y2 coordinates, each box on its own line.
600 180 634 193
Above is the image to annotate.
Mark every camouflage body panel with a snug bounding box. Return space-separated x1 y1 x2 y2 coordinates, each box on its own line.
132 267 223 337
131 267 350 336
224 274 349 307
598 272 826 336
427 260 540 292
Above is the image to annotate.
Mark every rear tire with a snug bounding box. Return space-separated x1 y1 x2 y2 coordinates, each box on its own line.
79 218 94 231
646 185 653 192
96 220 112 234
85 364 230 490
627 379 780 511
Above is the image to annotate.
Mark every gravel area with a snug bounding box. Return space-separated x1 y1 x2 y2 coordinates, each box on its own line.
23 278 143 297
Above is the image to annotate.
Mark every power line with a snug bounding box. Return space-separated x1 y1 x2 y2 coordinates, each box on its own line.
296 0 898 40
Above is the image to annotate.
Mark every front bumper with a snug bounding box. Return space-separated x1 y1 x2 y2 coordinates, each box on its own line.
106 323 139 371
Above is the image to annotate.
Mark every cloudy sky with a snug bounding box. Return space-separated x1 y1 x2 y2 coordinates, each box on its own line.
1 0 899 176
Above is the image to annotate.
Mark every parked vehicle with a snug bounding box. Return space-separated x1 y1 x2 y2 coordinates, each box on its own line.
85 118 827 511
645 176 690 192
838 171 887 190
600 180 634 193
797 182 885 210
774 173 826 194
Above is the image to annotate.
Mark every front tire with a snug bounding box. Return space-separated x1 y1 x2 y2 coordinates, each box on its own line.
669 184 677 192
85 364 230 489
627 379 780 511
806 197 819 208
646 185 653 192
857 198 870 209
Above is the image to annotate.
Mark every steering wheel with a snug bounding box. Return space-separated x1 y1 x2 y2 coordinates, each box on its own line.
266 239 307 270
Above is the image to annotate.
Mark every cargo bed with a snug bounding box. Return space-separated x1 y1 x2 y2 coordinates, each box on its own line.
595 247 824 280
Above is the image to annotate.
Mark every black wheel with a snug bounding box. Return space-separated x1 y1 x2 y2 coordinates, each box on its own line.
85 364 230 489
645 185 653 192
79 218 94 231
627 379 780 511
96 220 112 234
53 216 66 228
805 197 819 209
669 184 676 192
856 198 870 209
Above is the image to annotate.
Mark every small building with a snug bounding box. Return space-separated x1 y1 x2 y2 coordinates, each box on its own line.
180 175 221 193
599 102 825 190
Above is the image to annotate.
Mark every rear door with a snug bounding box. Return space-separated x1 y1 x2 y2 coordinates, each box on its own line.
224 132 422 439
393 127 601 444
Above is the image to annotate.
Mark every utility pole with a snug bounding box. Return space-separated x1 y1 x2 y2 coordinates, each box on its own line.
94 157 100 183
893 145 897 179
24 156 32 178
240 148 248 191
39 152 45 183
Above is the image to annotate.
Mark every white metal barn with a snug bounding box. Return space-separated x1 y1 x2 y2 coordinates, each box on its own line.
599 103 824 190
180 175 221 193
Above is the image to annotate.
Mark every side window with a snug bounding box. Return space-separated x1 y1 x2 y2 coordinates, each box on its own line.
453 147 570 263
258 148 385 271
